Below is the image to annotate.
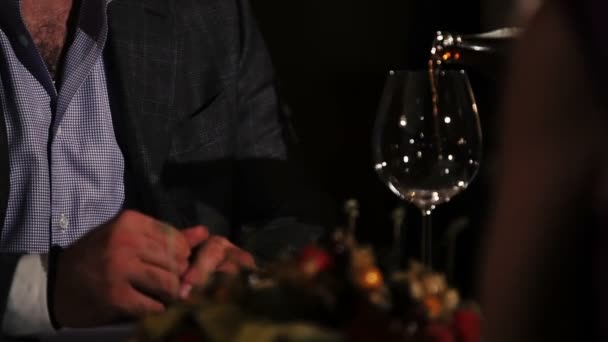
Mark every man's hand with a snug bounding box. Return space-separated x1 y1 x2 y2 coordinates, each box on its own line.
179 233 256 298
52 210 207 328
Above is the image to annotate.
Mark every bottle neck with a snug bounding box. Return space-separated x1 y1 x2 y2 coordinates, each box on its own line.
430 28 521 69
433 28 520 54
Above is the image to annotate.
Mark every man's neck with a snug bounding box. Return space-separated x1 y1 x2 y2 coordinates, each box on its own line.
20 0 76 80
20 0 73 14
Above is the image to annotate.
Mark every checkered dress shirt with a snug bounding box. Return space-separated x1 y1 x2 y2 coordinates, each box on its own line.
0 0 124 253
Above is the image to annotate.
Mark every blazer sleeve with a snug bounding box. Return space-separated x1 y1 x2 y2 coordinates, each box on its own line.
234 0 286 161
231 0 328 262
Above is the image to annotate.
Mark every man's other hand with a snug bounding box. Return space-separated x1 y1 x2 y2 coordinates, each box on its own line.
179 230 256 299
52 210 207 328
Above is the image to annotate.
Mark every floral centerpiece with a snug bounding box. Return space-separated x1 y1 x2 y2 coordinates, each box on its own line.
137 230 481 342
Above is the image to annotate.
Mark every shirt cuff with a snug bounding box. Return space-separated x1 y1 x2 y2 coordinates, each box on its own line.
1 254 55 336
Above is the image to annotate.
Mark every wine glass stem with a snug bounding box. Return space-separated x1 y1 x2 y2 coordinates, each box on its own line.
421 209 433 269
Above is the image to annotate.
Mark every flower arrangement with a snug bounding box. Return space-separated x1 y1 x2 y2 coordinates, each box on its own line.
137 230 481 342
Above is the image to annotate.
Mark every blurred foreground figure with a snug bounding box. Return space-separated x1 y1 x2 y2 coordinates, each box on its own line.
482 0 608 341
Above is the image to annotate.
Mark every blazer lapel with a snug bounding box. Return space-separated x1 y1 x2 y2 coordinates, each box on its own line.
106 0 179 222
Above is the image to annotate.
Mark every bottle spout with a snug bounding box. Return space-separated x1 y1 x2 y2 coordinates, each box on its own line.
432 27 522 57
468 27 523 39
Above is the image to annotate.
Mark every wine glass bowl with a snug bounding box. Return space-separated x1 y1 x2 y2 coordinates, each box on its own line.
373 70 482 267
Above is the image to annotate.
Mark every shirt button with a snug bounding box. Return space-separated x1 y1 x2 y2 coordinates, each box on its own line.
58 214 69 230
56 127 62 135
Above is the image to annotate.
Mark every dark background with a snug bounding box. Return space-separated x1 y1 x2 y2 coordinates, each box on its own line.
250 0 511 297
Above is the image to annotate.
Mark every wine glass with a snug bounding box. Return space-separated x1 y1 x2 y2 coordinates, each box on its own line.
372 70 482 268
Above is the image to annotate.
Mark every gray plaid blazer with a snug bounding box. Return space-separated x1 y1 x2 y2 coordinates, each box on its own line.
0 0 324 326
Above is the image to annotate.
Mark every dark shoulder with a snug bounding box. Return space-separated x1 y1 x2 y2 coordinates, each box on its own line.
172 0 242 33
109 0 244 38
172 0 247 57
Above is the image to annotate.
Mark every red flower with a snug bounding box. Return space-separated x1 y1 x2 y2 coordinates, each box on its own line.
298 245 333 276
424 323 455 342
453 309 481 342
